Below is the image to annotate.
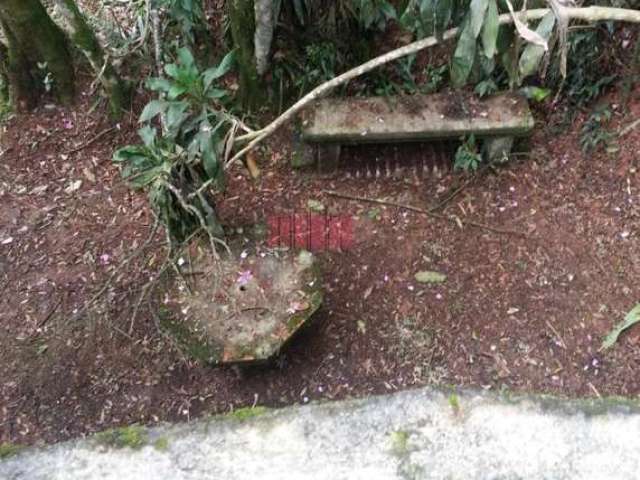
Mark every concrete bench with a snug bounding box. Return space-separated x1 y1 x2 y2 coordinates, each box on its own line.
293 92 535 170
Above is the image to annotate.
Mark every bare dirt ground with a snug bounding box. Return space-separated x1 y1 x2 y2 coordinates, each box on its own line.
1 75 639 446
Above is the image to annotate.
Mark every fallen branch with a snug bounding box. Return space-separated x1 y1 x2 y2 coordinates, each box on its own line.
324 189 527 238
67 126 116 154
227 6 640 168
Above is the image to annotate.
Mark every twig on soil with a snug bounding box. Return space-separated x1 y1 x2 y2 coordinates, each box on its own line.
32 298 63 335
67 126 117 155
71 218 161 322
588 382 602 398
324 189 528 238
618 118 640 137
129 260 175 334
428 167 488 213
545 320 567 350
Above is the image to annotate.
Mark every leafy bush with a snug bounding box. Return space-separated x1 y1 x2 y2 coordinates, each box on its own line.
350 0 397 31
547 27 617 108
579 105 614 153
295 42 339 95
400 0 467 40
287 0 396 31
454 134 482 171
156 0 207 44
113 48 235 242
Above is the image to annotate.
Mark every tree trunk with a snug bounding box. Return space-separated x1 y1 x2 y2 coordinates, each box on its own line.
0 0 75 109
0 39 12 105
0 18 36 110
254 0 275 76
228 0 263 110
52 0 128 117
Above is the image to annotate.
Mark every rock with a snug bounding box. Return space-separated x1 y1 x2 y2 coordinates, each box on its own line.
160 250 322 365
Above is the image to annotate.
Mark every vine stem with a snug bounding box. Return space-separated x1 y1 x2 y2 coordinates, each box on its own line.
226 7 640 168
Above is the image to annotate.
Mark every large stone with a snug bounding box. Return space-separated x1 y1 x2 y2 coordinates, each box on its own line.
160 249 322 365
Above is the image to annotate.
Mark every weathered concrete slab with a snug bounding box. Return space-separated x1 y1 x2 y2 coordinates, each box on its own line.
2 387 640 480
302 92 534 144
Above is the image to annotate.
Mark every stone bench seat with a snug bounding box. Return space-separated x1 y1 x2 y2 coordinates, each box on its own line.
294 92 535 169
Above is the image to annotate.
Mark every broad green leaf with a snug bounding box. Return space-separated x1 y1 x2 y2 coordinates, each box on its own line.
520 86 551 102
481 0 499 59
146 77 172 92
138 125 157 147
112 145 146 163
415 271 447 284
128 166 164 189
468 0 489 38
168 84 188 100
203 50 236 91
139 100 167 123
451 17 477 87
206 88 228 100
601 304 640 350
177 47 195 69
164 63 181 79
518 12 556 79
451 0 488 87
434 0 453 40
400 0 418 29
419 0 435 37
292 0 305 25
166 101 189 134
202 147 219 179
380 1 397 20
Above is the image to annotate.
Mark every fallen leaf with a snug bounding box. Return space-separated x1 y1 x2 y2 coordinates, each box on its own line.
64 180 82 194
363 285 374 300
601 304 640 350
30 185 48 195
83 167 96 183
414 271 447 284
307 199 325 213
357 320 367 334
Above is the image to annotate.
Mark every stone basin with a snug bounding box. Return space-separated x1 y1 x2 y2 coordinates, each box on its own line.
160 249 322 365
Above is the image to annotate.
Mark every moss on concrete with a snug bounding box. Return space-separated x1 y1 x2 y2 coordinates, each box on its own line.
389 430 410 457
153 437 169 452
0 442 24 459
227 406 269 421
94 425 148 450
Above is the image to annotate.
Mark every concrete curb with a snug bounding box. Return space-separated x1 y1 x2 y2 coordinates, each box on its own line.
2 387 640 479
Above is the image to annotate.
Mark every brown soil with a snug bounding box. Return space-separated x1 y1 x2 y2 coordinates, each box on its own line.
1 80 639 446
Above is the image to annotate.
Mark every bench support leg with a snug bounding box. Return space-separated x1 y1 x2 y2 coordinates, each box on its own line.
291 142 317 169
483 136 514 164
318 144 341 174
